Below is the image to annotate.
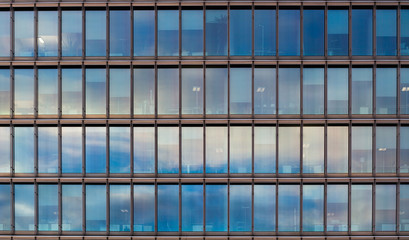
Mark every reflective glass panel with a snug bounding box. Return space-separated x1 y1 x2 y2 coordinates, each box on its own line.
182 127 203 174
0 127 9 173
15 11 34 57
182 68 203 115
182 10 203 56
303 185 324 231
134 127 155 173
182 184 203 231
401 68 409 114
62 185 82 231
158 185 179 231
206 9 227 56
0 69 10 116
206 127 227 173
254 127 276 173
327 68 348 114
38 11 58 57
110 185 131 232
279 9 300 56
278 185 300 231
110 10 130 57
255 9 276 56
376 68 396 114
278 68 300 114
62 11 82 57
351 185 372 231
0 11 10 57
401 127 409 173
230 68 251 114
352 68 373 114
303 9 324 56
352 9 372 56
206 67 227 114
376 184 396 231
254 185 275 231
278 127 300 174
230 9 251 56
134 68 155 115
110 69 130 115
158 10 178 56
134 185 155 231
85 127 106 174
134 10 155 56
376 9 397 56
158 68 179 115
400 184 409 231
14 127 34 173
15 185 34 231
327 185 348 231
327 126 348 173
62 127 82 174
109 127 130 174
402 10 409 55
86 11 106 56
86 68 106 115
86 185 106 231
0 185 10 230
328 10 348 56
254 68 276 114
303 68 324 114
38 127 58 174
376 126 396 173
230 127 251 174
38 68 58 115
351 126 372 173
38 185 58 231
158 127 179 174
14 69 34 115
62 68 82 115
230 185 251 231
206 184 227 231
303 127 324 174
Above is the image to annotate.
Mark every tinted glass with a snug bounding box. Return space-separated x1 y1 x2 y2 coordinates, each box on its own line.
230 127 252 174
62 127 82 174
278 127 300 174
15 11 34 57
230 9 251 56
278 68 300 114
0 127 10 173
376 184 396 231
303 9 324 56
158 185 179 231
182 10 203 56
254 127 276 173
401 68 409 114
328 10 348 56
62 185 82 231
400 184 409 231
254 68 276 114
376 126 396 173
14 69 34 115
134 185 155 231
352 9 372 56
206 185 227 231
86 68 106 115
351 126 372 173
134 10 155 56
109 127 130 174
401 127 409 173
110 10 130 56
158 127 179 174
352 68 373 114
206 127 227 173
38 127 58 174
327 126 348 173
0 185 10 230
206 10 227 56
230 68 251 114
206 67 227 114
38 185 58 231
38 69 58 115
38 11 58 57
62 11 82 57
182 127 203 174
158 68 179 115
110 185 131 231
158 10 178 56
254 185 275 231
303 185 324 231
327 185 348 231
278 185 300 231
402 10 409 55
351 185 372 231
62 68 82 115
86 185 106 231
376 9 397 56
279 9 300 56
110 69 130 115
303 68 324 114
182 184 203 231
15 185 34 231
327 68 348 114
376 68 396 114
255 10 276 56
85 127 106 174
0 69 10 116
86 11 106 56
134 127 155 173
134 68 155 115
0 11 10 57
303 127 324 174
14 127 34 173
230 185 251 231
182 68 203 115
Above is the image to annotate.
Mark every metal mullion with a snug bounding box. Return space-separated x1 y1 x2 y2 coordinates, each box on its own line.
203 122 206 175
154 180 157 234
373 63 376 117
82 180 86 235
275 64 278 117
251 3 254 58
251 180 254 235
58 65 62 119
154 62 158 118
251 94 254 177
324 121 327 178
106 6 110 59
398 4 401 57
130 180 134 233
299 179 303 233
275 123 278 176
10 107 13 177
203 180 206 233
348 181 351 234
106 64 109 118
275 181 278 234
324 180 327 234
34 65 38 119
178 62 181 119
251 62 254 118
372 182 376 234
154 4 157 59
348 4 352 58
106 181 110 234
178 121 181 177
178 180 181 234
203 5 205 57
276 7 279 58
130 121 134 178
300 4 303 58
130 62 134 118
34 6 38 60
348 63 352 120
58 5 62 59
11 181 14 234
10 7 14 60
397 180 401 234
373 5 376 57
130 7 134 58
324 4 328 58
227 4 230 58
82 64 86 119
34 180 38 234
82 5 85 58
227 179 230 234
34 123 38 176
227 121 230 176
154 121 158 177
398 62 401 118
397 122 401 176
348 121 352 177
82 123 85 177
324 62 328 118
300 122 303 176
58 181 62 234
179 4 181 58
106 123 110 176
300 63 303 118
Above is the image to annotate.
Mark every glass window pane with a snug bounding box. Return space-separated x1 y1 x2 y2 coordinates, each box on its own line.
351 126 372 173
38 69 58 115
0 11 10 57
402 10 409 55
15 184 34 231
110 10 130 57
206 184 227 231
230 127 251 174
38 127 58 174
352 9 372 56
86 127 106 174
400 184 409 231
328 10 348 56
62 11 82 57
303 185 324 231
86 68 106 115
206 67 227 114
0 127 10 173
15 11 34 57
158 185 179 231
230 68 251 114
158 10 178 56
110 69 130 115
401 127 409 173
38 11 58 57
254 68 276 114
327 185 348 231
351 185 372 231
134 127 155 174
110 185 131 231
255 10 276 56
303 68 324 114
376 126 396 173
206 127 227 174
62 68 82 115
134 185 154 231
230 185 251 231
230 9 251 56
206 10 227 56
0 184 10 230
182 184 203 231
327 126 348 173
278 184 300 231
134 68 154 115
254 127 276 174
376 68 397 114
158 127 179 174
109 127 130 174
62 127 82 174
352 68 373 114
86 185 106 231
158 68 179 115
303 127 324 174
62 185 82 231
0 69 10 116
182 68 203 115
254 185 275 231
86 11 106 56
14 69 34 115
14 127 34 173
327 68 348 114
303 9 324 56
134 10 154 56
401 68 409 114
279 68 300 114
376 9 397 56
279 9 300 56
279 127 300 174
376 184 396 231
182 127 203 174
38 185 58 231
182 10 203 56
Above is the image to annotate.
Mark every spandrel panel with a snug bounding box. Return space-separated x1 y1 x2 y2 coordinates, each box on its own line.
38 11 58 57
14 127 34 173
206 184 227 231
134 10 155 56
205 127 228 173
38 127 58 174
230 185 251 231
158 10 179 56
14 69 34 116
182 10 203 56
230 68 252 114
351 185 372 231
278 127 300 174
15 185 34 231
328 10 348 56
38 185 58 231
110 185 131 232
278 184 300 231
230 9 252 56
110 10 130 57
85 127 106 174
15 11 34 57
86 11 106 57
134 127 155 173
182 184 203 231
109 127 131 174
86 185 106 231
158 127 179 174
303 9 324 56
38 69 58 115
352 9 373 56
62 127 82 174
254 185 275 231
279 9 300 56
62 11 82 57
254 127 276 174
158 185 179 231
182 127 203 174
62 68 82 115
134 185 155 231
206 10 227 56
230 126 252 174
255 9 276 56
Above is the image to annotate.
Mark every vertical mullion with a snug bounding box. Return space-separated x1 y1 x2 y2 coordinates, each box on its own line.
348 181 351 234
82 122 85 177
300 4 303 58
397 122 401 176
58 181 62 234
130 180 134 233
154 179 158 234
58 65 62 119
374 5 377 57
324 121 328 177
130 62 134 118
34 181 38 234
324 180 327 234
324 4 328 58
106 6 109 59
11 181 14 234
34 122 38 176
106 64 109 118
106 123 110 176
58 5 62 59
251 4 254 58
398 4 401 57
130 7 134 59
82 181 86 235
300 63 303 118
178 180 181 234
82 5 85 58
10 7 14 60
130 122 134 178
34 7 38 60
106 181 110 235
299 180 303 233
372 181 376 234
397 180 401 234
348 4 352 58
